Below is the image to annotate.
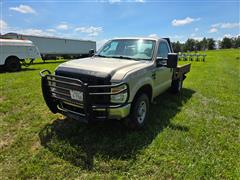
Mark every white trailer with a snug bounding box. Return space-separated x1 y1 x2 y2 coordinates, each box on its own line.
0 39 41 71
3 33 96 60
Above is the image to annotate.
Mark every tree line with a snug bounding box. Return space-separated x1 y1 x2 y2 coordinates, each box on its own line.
172 36 240 53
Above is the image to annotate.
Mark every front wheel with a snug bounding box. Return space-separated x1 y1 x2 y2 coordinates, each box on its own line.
127 93 150 130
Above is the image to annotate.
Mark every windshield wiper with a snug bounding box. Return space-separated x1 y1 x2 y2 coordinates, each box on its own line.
96 55 147 61
110 56 137 60
95 54 109 58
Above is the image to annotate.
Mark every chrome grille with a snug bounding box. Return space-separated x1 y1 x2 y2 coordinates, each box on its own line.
46 75 85 106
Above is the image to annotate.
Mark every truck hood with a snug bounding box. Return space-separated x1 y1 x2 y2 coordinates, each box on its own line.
57 57 153 81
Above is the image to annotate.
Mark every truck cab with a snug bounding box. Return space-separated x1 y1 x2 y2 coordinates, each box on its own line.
40 37 190 129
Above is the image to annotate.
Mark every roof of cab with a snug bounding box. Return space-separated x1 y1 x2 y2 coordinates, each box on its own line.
111 37 162 41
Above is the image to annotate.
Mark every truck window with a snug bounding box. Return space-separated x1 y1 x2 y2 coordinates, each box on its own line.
157 42 170 59
98 39 156 61
101 41 118 55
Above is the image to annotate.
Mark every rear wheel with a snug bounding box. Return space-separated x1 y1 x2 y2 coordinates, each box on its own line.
5 57 21 72
127 93 150 130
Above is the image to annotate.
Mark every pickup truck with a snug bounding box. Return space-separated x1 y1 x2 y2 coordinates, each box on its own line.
40 37 191 129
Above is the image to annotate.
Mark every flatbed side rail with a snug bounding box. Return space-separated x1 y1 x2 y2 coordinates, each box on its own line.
173 63 191 80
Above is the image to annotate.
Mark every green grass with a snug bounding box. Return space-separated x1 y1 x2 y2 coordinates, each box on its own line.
0 49 240 179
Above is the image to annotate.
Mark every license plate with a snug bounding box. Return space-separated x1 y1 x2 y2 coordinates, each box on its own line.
69 90 83 101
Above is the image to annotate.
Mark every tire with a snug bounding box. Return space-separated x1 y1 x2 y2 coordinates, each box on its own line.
171 77 183 93
5 57 21 72
127 93 150 130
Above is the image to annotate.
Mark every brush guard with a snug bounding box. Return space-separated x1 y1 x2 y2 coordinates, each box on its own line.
40 69 129 122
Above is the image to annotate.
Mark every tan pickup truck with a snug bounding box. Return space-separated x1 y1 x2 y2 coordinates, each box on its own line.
40 37 190 129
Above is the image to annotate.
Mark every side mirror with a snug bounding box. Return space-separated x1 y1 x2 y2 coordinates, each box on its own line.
167 53 178 68
156 57 167 67
89 49 95 56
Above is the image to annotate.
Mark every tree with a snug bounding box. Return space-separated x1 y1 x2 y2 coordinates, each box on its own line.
207 38 215 50
172 41 182 53
201 37 208 50
231 36 240 48
184 38 196 52
174 36 238 51
195 40 203 51
221 37 232 49
235 36 240 48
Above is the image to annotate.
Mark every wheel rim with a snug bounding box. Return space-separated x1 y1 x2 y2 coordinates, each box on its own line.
137 101 147 124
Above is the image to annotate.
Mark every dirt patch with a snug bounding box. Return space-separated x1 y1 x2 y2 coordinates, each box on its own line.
0 133 15 150
30 140 41 153
0 96 5 103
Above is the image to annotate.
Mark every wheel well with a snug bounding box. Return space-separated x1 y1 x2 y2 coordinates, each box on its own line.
134 84 153 102
5 56 20 65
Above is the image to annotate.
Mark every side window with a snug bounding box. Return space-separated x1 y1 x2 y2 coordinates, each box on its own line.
157 42 170 59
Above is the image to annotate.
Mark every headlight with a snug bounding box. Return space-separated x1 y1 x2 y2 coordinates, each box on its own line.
111 84 128 103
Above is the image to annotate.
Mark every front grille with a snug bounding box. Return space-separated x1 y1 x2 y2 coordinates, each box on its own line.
55 68 111 105
47 75 84 106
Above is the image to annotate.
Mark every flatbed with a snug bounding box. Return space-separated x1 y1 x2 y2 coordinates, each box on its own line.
173 63 191 80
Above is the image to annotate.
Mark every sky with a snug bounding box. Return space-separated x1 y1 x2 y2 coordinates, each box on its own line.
0 0 239 48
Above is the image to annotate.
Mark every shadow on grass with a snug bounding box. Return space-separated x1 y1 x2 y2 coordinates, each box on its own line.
32 60 66 65
39 88 195 170
0 67 40 73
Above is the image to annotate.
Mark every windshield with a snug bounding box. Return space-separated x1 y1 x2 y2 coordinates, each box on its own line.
97 39 156 61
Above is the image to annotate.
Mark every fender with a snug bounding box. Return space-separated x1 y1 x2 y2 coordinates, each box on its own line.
125 70 154 103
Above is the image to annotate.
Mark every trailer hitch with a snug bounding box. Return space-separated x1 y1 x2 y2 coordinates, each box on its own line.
21 59 35 67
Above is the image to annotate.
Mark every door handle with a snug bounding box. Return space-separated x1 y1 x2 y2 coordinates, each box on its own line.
152 72 156 80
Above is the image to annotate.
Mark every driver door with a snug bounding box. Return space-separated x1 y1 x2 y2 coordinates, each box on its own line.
154 41 173 96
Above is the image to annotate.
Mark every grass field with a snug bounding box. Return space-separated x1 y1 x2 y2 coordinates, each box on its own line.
0 49 239 179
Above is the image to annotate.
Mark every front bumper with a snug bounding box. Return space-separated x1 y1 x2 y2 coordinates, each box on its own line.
40 69 130 122
59 101 131 121
108 103 131 120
